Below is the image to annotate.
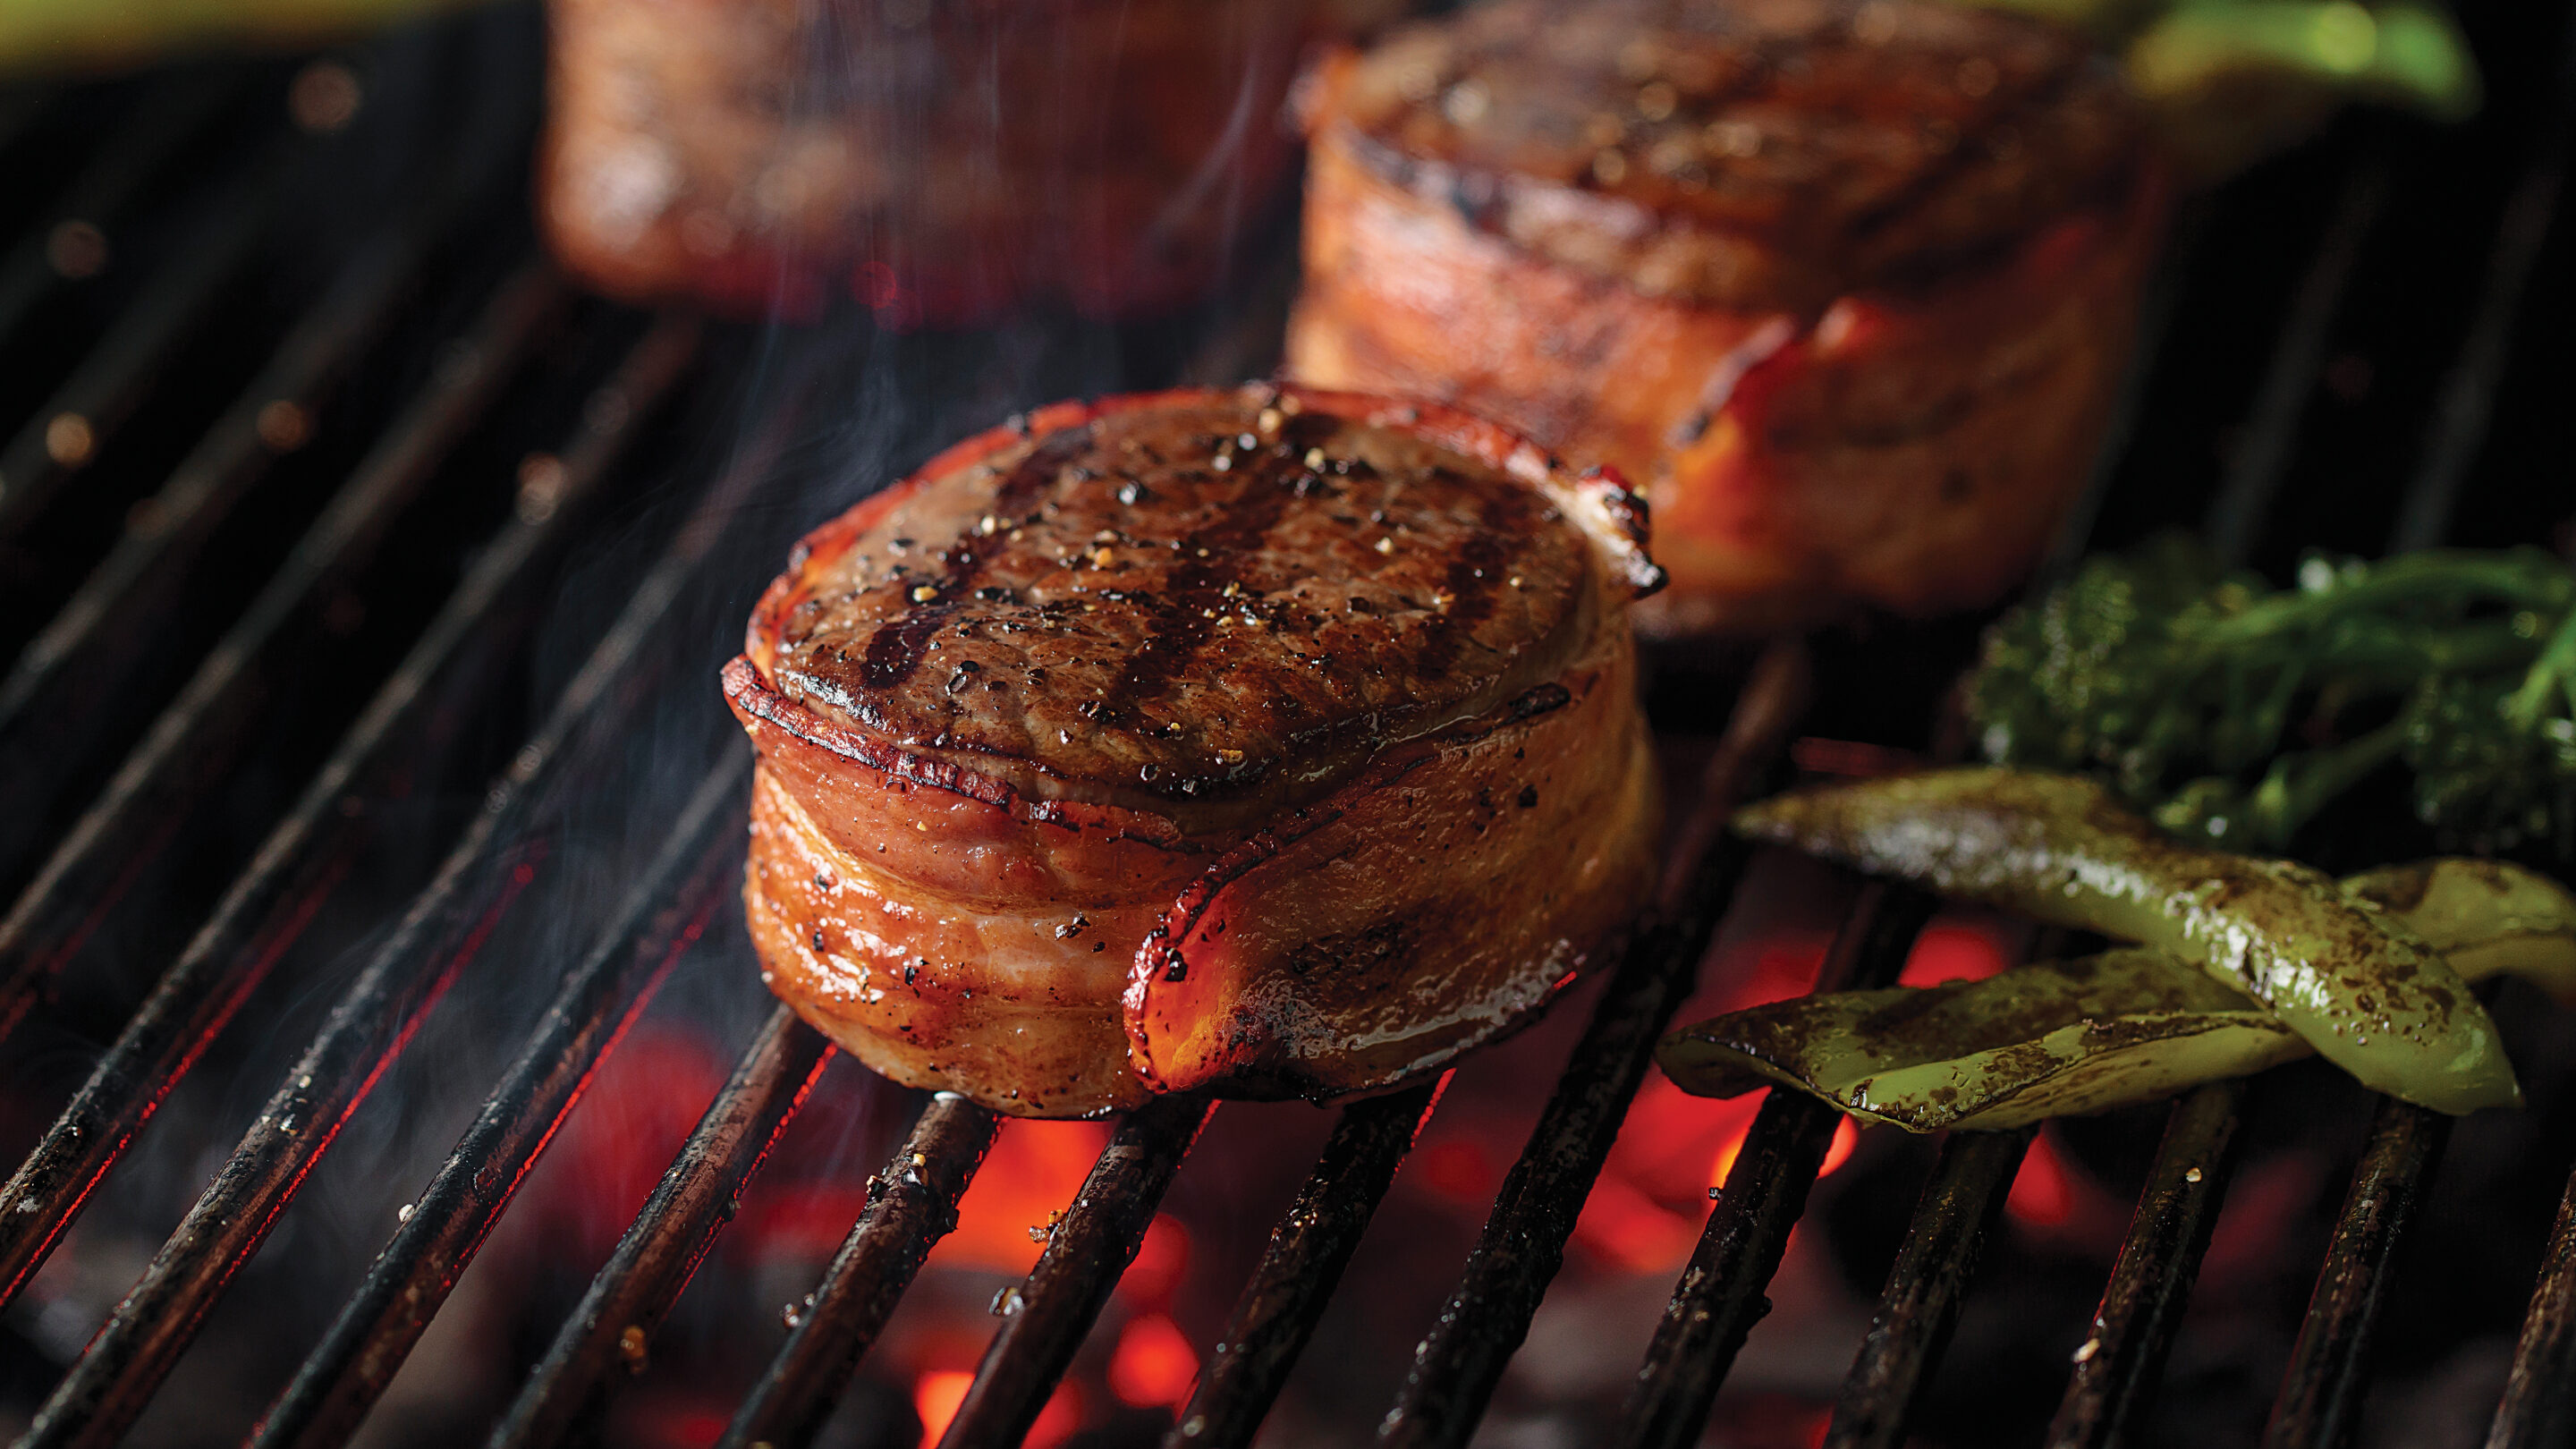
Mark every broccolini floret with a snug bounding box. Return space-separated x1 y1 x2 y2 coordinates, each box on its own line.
1967 538 2576 856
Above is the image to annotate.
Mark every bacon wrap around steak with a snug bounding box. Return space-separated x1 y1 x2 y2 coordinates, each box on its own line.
724 385 1665 1115
1285 0 2166 635
539 0 1332 325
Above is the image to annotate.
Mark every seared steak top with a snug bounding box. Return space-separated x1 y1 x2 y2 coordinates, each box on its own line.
1321 0 2144 311
762 391 1598 814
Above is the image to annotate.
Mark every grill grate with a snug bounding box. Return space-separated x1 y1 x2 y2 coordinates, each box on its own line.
0 1 2573 1446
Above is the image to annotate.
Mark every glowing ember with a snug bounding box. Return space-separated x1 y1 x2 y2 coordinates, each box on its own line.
1709 1115 1857 1194
510 1026 726 1258
912 1371 1080 1448
1411 1138 1503 1204
1119 1215 1191 1309
1821 1118 1859 1176
2007 1131 2074 1226
1733 933 1832 1009
926 1119 1113 1275
1109 1312 1199 1406
914 1370 972 1443
1572 1076 1859 1274
1572 1168 1702 1273
1897 919 2012 987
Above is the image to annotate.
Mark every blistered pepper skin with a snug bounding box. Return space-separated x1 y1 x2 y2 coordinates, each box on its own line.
1732 767 2521 1114
1662 858 2576 1131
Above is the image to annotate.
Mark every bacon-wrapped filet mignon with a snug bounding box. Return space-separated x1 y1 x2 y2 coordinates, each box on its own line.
724 386 1665 1115
1285 0 2165 636
540 0 1323 325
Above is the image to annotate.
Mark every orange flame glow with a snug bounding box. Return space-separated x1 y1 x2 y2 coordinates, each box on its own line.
1119 1216 1191 1309
912 1371 1080 1448
1573 1077 1860 1275
1709 1115 1858 1195
924 1120 1113 1276
914 1370 972 1443
1109 1313 1199 1407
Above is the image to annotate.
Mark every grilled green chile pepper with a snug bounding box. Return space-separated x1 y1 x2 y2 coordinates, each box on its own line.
1730 767 2521 1114
2343 859 2576 999
1662 948 2294 1131
1660 859 2575 1131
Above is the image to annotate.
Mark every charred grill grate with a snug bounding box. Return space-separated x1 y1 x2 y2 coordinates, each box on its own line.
0 1 2573 1446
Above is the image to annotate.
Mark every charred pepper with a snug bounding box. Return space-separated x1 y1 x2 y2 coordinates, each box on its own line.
1661 858 2576 1131
1730 767 2521 1114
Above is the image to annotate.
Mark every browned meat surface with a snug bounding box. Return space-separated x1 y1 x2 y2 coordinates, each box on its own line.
726 385 1664 1115
540 0 1326 324
765 399 1599 820
1286 0 2165 634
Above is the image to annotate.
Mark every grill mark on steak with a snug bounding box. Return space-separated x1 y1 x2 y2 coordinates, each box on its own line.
1103 412 1344 737
1417 474 1534 682
1837 58 2091 257
764 391 1597 816
857 426 1095 691
1321 0 2144 312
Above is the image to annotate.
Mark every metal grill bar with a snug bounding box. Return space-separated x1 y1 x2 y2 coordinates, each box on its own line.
1823 1129 2036 1449
0 144 279 541
2260 1096 2453 1449
0 284 635 1316
717 1093 1004 1449
0 102 515 756
0 70 237 346
2389 10 2576 554
249 752 752 1449
1613 882 1936 1449
937 1095 1217 1449
2487 1156 2576 1448
241 352 813 1442
1166 1078 1445 1449
0 263 563 1027
1998 62 2561 1449
2203 162 2387 564
2 14 2570 1446
0 206 436 749
2232 24 2576 1436
13 318 700 1449
2045 1080 2250 1449
1376 641 1809 1449
489 1004 837 1449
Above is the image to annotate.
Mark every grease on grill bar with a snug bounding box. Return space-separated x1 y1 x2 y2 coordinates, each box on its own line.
0 1 2572 1445
2045 1080 2250 1449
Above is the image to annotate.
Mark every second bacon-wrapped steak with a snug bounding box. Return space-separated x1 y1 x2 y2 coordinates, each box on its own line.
540 0 1329 325
1286 0 2165 636
724 386 1665 1115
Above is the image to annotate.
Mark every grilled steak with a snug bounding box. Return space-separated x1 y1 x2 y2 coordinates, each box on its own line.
724 385 1665 1115
539 0 1326 324
1285 0 2165 635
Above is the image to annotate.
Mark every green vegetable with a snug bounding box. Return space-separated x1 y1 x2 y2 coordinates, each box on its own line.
1731 767 2521 1114
2344 857 2576 996
1659 858 2576 1130
0 0 481 76
1968 538 2576 859
1966 0 2480 178
1663 948 2300 1131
